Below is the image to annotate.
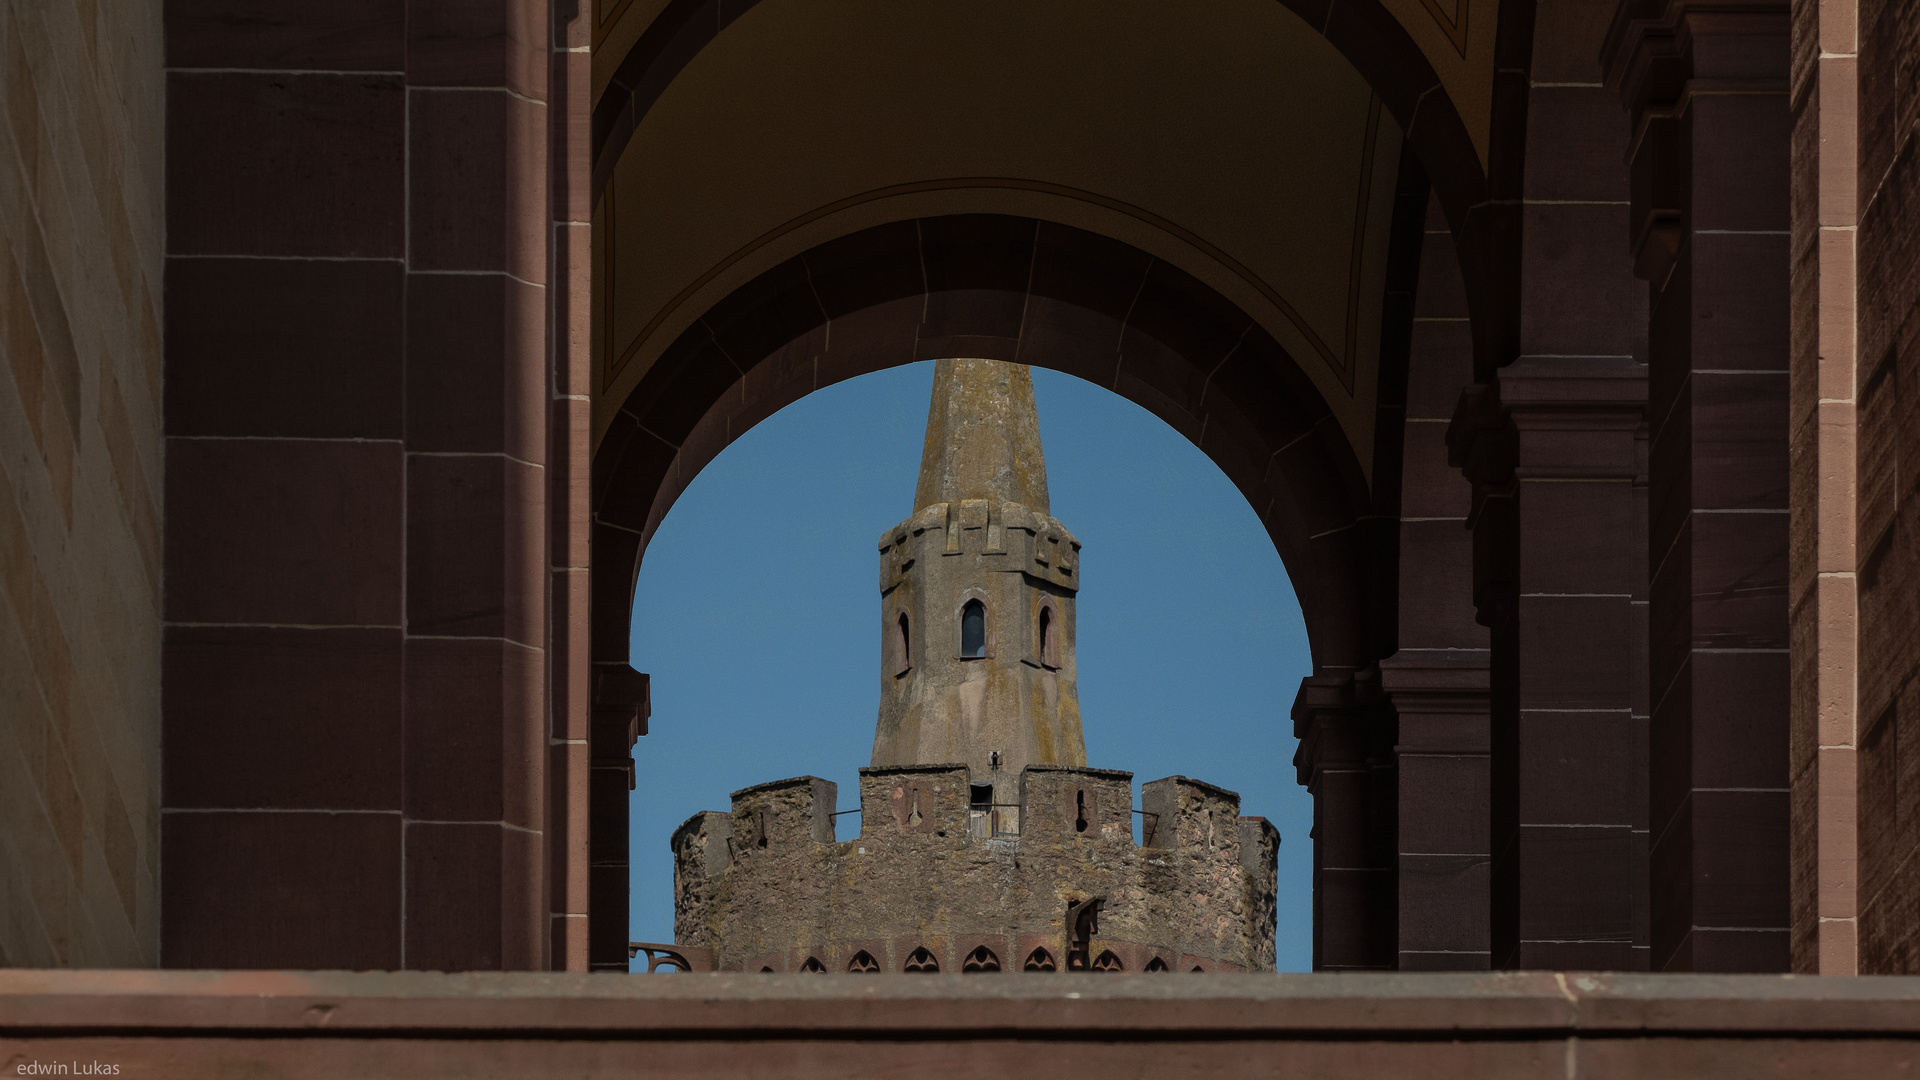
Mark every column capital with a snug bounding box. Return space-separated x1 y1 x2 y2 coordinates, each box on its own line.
1380 651 1491 756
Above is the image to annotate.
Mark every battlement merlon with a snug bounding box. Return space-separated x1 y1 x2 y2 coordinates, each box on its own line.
1018 766 1134 843
878 501 1080 595
856 764 971 838
1140 776 1248 853
726 775 838 847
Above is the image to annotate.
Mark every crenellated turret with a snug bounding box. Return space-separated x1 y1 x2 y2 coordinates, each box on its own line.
667 356 1277 973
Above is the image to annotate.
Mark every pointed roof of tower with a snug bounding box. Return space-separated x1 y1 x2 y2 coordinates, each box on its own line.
912 358 1051 515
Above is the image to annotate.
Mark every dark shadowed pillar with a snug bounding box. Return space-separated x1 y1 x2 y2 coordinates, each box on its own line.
1386 195 1492 971
1294 672 1396 971
161 0 556 970
589 665 647 971
1452 360 1650 970
1605 0 1793 973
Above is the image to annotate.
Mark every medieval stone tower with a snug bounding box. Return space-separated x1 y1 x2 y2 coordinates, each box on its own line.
873 357 1085 826
670 359 1278 974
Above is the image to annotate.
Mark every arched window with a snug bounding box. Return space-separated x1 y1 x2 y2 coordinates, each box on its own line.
1039 604 1057 668
904 946 940 972
1144 956 1170 972
959 599 987 658
962 946 1000 972
1091 950 1124 972
799 956 826 973
847 951 881 973
895 611 912 674
1022 947 1057 972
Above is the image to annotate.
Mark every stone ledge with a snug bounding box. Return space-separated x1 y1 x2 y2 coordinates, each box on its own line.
4 970 1920 1035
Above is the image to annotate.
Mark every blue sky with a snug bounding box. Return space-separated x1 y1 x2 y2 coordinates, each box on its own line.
627 361 1316 971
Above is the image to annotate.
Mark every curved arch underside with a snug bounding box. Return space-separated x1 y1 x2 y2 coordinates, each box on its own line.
589 0 1494 228
592 213 1406 675
594 0 1423 462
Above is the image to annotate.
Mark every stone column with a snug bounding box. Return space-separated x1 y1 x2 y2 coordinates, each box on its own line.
160 0 555 970
1605 0 1794 972
1784 0 1858 976
549 0 596 973
1382 655 1490 969
1293 671 1395 970
589 664 648 971
1451 359 1649 970
1386 193 1492 970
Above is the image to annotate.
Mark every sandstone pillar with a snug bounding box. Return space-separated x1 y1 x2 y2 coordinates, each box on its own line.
1605 0 1794 972
1782 0 1859 976
161 0 555 970
549 0 597 973
1386 194 1492 971
1293 671 1395 970
1847 0 1920 974
1451 360 1649 969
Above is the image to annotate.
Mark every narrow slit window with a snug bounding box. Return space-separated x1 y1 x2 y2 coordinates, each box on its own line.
960 599 987 658
1038 605 1057 668
895 611 912 674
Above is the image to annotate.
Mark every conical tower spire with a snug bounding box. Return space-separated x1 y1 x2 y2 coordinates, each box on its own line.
913 358 1050 515
872 358 1085 790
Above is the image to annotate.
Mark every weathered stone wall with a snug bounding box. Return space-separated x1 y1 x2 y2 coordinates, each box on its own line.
674 766 1277 974
0 0 164 967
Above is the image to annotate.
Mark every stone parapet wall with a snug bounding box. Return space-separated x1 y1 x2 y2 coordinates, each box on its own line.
5 969 1920 1078
672 765 1277 972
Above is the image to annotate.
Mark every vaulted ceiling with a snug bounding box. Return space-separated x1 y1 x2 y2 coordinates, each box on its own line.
588 0 1503 479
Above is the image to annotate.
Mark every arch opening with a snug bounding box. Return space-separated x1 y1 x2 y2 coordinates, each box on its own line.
622 360 1322 970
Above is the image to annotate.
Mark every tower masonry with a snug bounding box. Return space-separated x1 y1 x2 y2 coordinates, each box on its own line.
669 358 1278 974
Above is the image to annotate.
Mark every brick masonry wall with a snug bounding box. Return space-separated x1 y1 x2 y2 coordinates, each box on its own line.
0 0 164 967
1853 0 1920 975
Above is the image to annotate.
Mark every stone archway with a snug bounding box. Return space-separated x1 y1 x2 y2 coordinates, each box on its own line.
581 0 1509 971
588 0 1516 373
589 191 1430 966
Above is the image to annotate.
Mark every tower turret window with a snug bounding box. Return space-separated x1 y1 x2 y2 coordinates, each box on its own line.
895 611 912 674
1039 604 1058 669
959 599 987 658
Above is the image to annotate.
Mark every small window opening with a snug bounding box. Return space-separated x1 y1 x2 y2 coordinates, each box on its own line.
1191 965 1206 973
759 966 775 972
757 809 769 849
962 946 1001 972
799 957 826 973
895 611 911 674
1075 790 1089 833
904 946 940 972
1023 947 1057 972
1091 950 1124 973
907 788 923 828
1144 957 1170 972
970 784 994 809
1039 605 1057 668
960 599 987 658
847 951 881 973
